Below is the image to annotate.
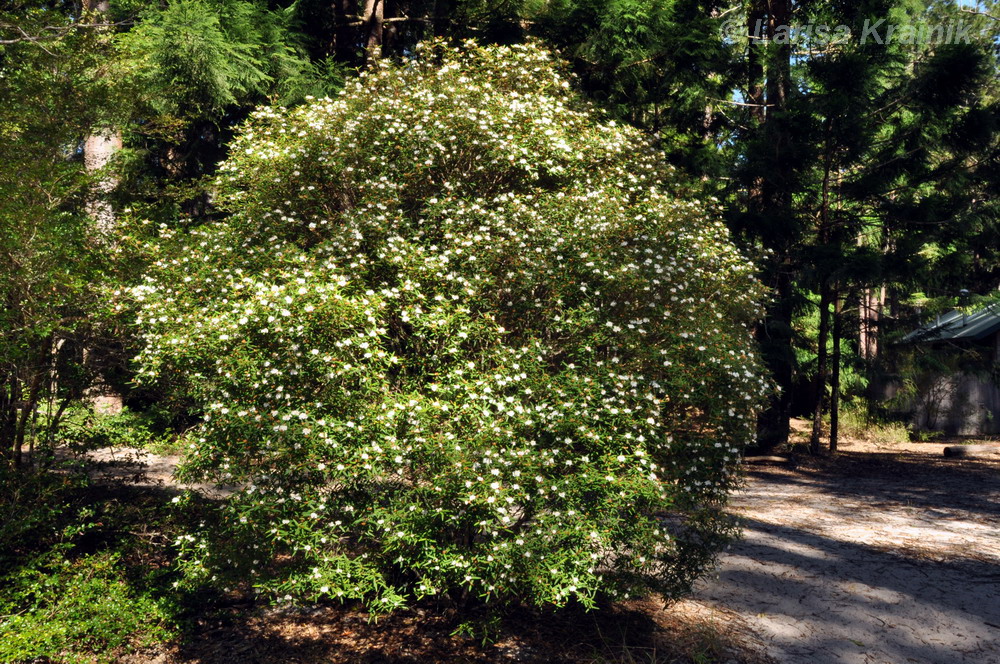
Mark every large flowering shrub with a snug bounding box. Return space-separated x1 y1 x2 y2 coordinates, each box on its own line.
132 41 767 611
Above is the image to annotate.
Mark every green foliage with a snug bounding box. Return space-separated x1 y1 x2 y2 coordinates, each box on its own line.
835 401 910 446
910 428 942 443
0 8 123 461
0 550 177 664
0 465 197 663
57 406 175 453
110 0 346 225
793 292 868 399
531 0 735 175
132 41 767 612
716 0 1000 447
0 467 82 568
117 0 337 117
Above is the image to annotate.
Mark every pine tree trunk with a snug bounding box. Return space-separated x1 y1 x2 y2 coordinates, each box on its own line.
749 0 795 451
859 286 883 361
766 0 791 111
745 0 766 208
810 284 832 454
746 1 766 124
830 294 843 452
810 116 836 454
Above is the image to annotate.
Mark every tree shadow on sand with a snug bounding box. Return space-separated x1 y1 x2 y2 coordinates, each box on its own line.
695 450 1000 664
745 449 1000 521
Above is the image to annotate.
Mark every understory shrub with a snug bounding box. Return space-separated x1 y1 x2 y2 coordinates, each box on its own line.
0 551 176 664
0 470 181 663
58 406 175 453
129 40 768 612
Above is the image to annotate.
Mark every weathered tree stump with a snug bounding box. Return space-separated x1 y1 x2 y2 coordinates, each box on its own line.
943 444 1000 459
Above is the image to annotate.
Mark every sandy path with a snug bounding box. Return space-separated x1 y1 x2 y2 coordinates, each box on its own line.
68 447 236 498
694 447 1000 664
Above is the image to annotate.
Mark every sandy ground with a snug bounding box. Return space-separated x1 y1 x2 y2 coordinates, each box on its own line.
71 446 236 498
694 438 1000 664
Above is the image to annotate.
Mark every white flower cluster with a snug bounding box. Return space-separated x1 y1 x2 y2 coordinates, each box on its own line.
133 40 768 610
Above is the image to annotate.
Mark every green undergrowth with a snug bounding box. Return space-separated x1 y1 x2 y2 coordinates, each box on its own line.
58 405 182 456
0 550 175 663
836 403 910 446
0 466 210 663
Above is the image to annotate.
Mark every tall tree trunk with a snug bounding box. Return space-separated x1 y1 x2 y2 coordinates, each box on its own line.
810 117 835 453
810 284 832 454
81 0 121 237
762 0 792 217
83 128 121 236
79 0 123 414
82 140 122 413
830 293 843 452
859 285 883 361
765 0 791 112
752 0 795 451
745 0 766 210
363 0 384 61
746 1 766 125
83 0 117 223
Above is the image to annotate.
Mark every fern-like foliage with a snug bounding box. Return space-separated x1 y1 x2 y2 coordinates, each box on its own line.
118 0 340 117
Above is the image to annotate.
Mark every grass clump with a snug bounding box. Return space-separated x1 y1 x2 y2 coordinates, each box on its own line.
837 402 910 446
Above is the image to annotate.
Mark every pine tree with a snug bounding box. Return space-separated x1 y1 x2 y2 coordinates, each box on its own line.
713 0 1000 452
